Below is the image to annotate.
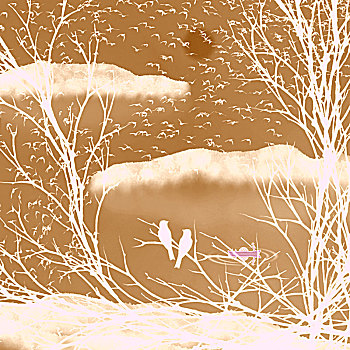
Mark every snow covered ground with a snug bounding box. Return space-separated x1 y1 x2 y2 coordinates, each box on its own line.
0 293 348 350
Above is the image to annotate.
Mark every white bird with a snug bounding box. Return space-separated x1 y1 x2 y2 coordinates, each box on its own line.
132 45 141 52
151 33 160 40
158 220 175 261
116 33 126 41
175 229 193 269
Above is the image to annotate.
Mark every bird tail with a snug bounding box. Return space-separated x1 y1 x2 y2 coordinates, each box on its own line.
174 257 182 269
168 248 175 261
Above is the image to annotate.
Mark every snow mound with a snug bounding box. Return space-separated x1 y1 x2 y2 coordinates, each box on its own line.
0 294 347 350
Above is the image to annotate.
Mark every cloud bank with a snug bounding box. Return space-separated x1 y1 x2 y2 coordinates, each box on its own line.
0 62 190 99
89 144 350 194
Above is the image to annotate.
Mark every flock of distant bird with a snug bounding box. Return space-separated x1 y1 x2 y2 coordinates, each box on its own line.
48 0 283 160
101 2 257 155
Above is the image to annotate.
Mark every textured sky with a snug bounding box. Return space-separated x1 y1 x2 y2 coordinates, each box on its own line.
0 0 316 160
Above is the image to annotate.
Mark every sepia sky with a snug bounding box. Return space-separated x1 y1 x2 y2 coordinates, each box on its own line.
0 0 318 161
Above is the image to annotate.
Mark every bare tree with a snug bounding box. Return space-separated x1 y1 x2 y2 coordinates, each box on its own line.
226 0 350 343
0 0 164 307
0 0 350 347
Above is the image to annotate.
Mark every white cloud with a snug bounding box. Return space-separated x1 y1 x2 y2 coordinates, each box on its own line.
89 144 350 194
0 62 190 99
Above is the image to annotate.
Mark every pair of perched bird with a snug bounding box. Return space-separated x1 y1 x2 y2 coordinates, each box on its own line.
158 220 193 269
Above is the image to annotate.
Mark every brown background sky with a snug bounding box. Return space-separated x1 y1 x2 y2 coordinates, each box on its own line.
0 0 317 162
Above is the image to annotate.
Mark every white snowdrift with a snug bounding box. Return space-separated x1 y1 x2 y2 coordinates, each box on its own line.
0 293 347 350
